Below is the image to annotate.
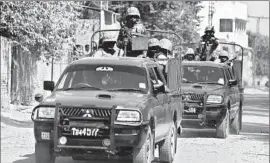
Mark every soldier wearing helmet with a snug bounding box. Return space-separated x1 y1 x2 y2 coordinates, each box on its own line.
147 38 161 58
218 50 229 63
183 48 195 61
93 33 124 57
116 6 147 57
197 25 219 60
158 38 173 59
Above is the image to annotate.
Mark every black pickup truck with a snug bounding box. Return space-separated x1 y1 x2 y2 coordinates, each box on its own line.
181 61 243 138
31 57 182 163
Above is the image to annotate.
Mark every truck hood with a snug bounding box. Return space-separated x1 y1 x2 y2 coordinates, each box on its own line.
182 83 225 94
40 90 148 108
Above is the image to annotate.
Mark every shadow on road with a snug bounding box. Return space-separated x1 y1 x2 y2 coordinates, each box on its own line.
179 129 216 138
12 153 132 163
13 153 35 163
1 115 33 128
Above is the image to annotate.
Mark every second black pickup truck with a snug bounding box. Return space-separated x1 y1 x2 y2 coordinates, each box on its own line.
181 61 243 138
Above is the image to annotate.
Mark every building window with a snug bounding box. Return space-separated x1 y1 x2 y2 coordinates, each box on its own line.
235 19 246 31
220 19 233 32
104 11 113 25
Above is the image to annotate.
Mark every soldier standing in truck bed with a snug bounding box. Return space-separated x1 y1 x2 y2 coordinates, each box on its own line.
116 6 147 57
92 33 124 57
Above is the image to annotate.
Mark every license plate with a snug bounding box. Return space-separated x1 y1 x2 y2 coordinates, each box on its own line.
71 128 99 137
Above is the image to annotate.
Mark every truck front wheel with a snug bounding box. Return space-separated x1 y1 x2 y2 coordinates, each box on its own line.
216 109 230 138
230 108 241 135
159 123 176 163
35 142 55 163
133 126 154 163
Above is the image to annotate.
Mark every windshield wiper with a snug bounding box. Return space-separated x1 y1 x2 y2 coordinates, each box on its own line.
195 82 223 85
107 88 145 93
60 86 102 91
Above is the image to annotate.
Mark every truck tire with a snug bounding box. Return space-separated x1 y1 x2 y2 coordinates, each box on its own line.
230 108 241 135
35 142 55 163
159 123 176 163
133 126 154 163
216 109 230 139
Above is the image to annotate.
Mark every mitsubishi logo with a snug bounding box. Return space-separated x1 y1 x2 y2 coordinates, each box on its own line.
183 95 191 101
82 109 94 117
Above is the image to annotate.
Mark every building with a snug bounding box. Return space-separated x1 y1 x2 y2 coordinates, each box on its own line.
198 1 249 48
198 1 254 86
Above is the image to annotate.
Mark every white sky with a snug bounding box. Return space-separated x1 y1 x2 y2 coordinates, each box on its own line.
242 1 269 36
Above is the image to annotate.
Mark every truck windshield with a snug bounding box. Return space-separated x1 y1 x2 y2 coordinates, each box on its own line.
183 66 225 85
55 64 148 93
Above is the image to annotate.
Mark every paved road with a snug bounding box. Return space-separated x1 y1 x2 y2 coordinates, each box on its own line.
1 95 269 163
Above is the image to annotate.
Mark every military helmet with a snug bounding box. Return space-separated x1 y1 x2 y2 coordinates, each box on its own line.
148 38 160 47
219 50 229 57
126 7 140 18
186 48 195 55
160 39 173 52
205 25 215 33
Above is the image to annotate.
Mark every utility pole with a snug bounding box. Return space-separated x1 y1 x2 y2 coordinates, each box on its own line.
208 1 215 26
248 15 269 87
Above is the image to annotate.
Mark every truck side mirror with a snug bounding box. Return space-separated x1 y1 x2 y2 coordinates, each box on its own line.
44 81 55 91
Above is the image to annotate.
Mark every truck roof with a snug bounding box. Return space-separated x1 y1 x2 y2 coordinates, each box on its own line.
182 61 228 68
70 57 157 67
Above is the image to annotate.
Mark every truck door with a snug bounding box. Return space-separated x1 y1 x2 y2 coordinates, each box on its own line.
225 68 237 115
148 66 166 139
153 66 170 136
167 58 183 127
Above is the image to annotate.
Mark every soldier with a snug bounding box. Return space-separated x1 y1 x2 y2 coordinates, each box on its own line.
197 26 219 60
92 33 124 57
183 48 196 61
218 50 229 63
160 39 173 58
218 50 235 66
158 38 173 59
116 6 147 57
147 38 161 58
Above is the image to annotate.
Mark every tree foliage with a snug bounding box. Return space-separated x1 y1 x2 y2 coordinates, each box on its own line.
0 1 84 60
247 30 269 76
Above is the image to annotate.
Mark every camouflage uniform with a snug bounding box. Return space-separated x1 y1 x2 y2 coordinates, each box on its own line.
116 7 147 57
197 26 219 60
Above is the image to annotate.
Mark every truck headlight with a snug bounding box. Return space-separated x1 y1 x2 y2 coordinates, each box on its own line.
116 110 141 122
38 107 55 119
207 95 223 104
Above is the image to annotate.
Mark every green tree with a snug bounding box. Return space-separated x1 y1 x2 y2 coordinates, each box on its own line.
247 30 269 77
0 1 84 105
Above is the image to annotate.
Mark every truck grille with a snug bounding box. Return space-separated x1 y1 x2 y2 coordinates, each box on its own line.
60 107 112 117
183 93 204 101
